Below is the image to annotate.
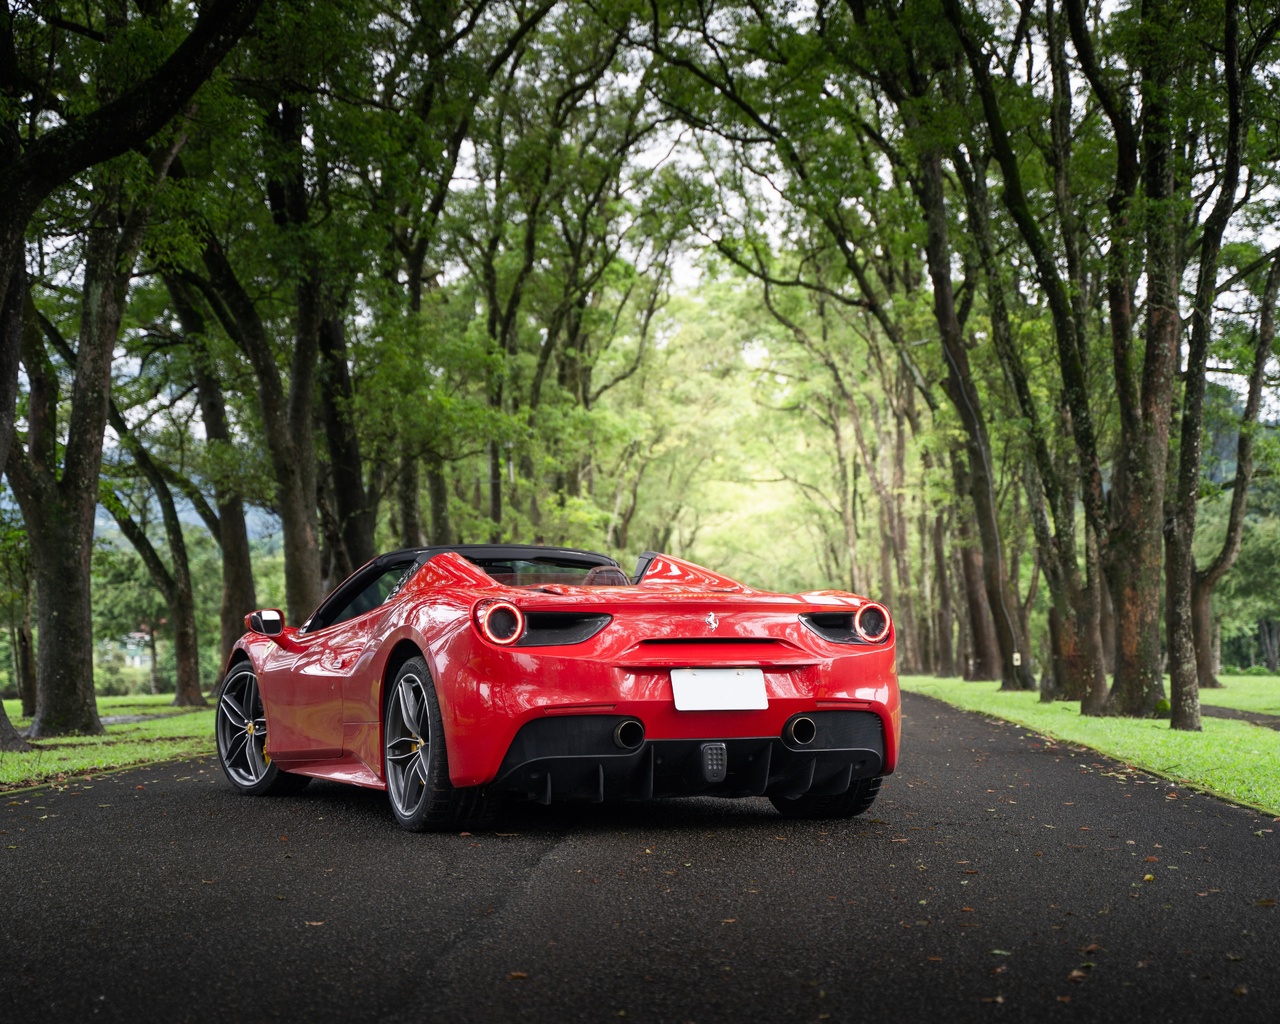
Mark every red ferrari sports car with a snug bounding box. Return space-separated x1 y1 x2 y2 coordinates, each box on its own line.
215 544 899 830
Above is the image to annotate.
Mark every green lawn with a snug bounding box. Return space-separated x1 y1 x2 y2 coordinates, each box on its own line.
901 676 1280 816
1198 675 1280 716
0 694 216 790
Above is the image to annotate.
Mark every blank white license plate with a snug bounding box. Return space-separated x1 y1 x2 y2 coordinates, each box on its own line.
670 668 768 711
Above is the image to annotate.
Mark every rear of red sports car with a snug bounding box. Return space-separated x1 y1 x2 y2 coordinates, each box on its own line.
221 544 899 829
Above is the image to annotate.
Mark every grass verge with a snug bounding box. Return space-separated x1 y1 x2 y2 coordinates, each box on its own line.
1196 675 1280 716
900 676 1280 816
0 695 216 790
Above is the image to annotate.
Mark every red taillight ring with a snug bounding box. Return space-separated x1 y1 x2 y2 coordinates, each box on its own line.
477 600 525 646
855 602 891 643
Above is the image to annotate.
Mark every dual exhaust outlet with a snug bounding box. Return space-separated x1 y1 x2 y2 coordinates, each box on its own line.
784 715 817 746
612 715 817 751
613 719 645 750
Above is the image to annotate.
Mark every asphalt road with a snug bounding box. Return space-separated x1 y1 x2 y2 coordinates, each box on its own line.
3 691 1278 1024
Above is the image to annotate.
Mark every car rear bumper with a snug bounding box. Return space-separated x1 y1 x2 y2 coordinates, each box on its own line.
489 710 884 802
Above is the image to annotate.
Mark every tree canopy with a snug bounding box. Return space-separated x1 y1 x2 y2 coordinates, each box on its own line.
3 0 1280 743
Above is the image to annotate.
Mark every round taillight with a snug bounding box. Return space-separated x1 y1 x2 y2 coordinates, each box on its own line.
477 601 524 645
855 602 891 643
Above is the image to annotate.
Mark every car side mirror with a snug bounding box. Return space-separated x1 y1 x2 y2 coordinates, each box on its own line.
246 609 285 636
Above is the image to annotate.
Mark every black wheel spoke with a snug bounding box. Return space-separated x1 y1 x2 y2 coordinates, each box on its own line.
220 693 248 729
397 677 422 736
225 730 249 767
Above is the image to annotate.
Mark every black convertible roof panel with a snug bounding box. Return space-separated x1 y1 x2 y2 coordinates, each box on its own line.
376 543 621 571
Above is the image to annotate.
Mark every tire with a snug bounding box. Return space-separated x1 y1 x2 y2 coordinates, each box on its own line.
383 656 491 832
215 662 311 796
769 776 882 819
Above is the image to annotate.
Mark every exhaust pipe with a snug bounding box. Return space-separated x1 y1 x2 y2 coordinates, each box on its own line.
785 716 817 746
613 719 645 750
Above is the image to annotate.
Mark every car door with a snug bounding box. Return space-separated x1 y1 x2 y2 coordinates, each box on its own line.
259 558 416 761
258 629 347 761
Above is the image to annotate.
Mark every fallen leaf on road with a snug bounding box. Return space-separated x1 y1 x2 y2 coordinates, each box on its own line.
305 921 324 926
721 918 737 924
990 949 1012 956
507 972 528 980
1255 898 1276 907
1068 970 1088 983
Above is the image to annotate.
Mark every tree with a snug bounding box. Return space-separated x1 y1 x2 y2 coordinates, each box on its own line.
0 492 30 749
0 0 264 487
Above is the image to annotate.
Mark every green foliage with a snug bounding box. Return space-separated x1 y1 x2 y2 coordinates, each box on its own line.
6 0 1277 726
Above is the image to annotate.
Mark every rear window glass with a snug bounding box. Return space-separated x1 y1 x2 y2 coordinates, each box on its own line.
467 559 627 587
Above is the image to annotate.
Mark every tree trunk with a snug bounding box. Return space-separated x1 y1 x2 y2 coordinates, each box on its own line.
1211 618 1222 687
17 618 35 718
0 617 29 749
198 236 323 625
7 183 138 736
175 279 257 665
25 511 103 734
171 594 202 705
1100 572 1116 676
877 502 895 626
318 316 376 570
0 702 26 751
1098 0 1179 718
399 448 423 548
214 495 256 667
959 541 1000 681
1165 0 1240 731
1190 255 1280 696
1043 606 1066 702
1079 525 1110 715
1260 620 1279 673
427 454 452 545
932 513 955 677
488 438 503 542
1190 579 1219 692
148 627 161 696
916 150 1033 690
0 254 22 496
